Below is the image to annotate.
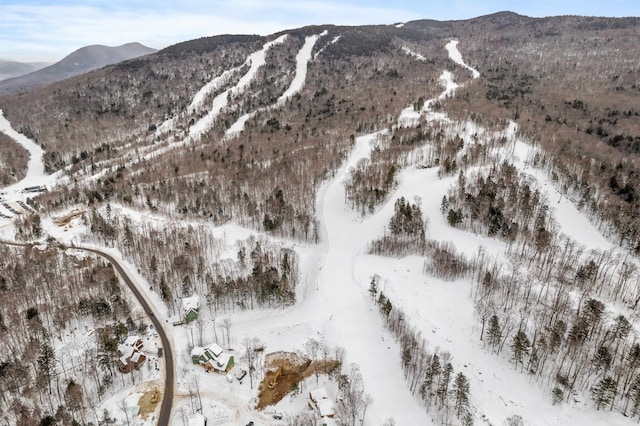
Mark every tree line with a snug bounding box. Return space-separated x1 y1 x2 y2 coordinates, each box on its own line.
368 275 473 425
0 244 141 425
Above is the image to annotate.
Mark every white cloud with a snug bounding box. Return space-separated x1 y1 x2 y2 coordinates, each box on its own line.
1 1 419 61
3 0 635 61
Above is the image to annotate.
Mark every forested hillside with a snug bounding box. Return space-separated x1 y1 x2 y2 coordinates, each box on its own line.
0 244 139 425
1 11 640 426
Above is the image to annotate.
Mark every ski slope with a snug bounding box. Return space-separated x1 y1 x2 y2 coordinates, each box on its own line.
226 31 326 137
0 109 49 192
1 38 638 426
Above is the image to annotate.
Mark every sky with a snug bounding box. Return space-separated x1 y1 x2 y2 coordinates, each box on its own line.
1 0 639 62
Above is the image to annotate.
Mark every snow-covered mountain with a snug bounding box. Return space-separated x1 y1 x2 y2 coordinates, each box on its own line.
0 12 640 426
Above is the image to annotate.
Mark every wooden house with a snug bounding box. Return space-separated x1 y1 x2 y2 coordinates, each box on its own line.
118 335 146 373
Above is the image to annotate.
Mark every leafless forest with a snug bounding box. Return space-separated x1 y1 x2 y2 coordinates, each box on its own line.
0 132 28 186
0 244 142 425
0 12 639 425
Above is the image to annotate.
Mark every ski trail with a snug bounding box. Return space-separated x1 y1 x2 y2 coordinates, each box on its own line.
229 40 475 425
85 32 321 180
190 34 288 141
401 45 427 62
277 30 326 105
310 40 481 424
445 39 480 78
0 109 49 192
85 35 290 181
316 131 433 425
314 35 341 59
156 66 243 136
301 40 479 424
188 67 240 114
226 31 326 137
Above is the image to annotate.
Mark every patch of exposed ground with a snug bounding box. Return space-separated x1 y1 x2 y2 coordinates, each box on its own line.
53 209 85 226
138 385 162 419
257 351 340 409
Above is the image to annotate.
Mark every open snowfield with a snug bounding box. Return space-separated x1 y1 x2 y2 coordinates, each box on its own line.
1 38 639 426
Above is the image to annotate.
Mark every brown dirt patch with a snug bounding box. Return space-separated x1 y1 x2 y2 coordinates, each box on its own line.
53 209 85 227
257 352 340 409
138 387 162 419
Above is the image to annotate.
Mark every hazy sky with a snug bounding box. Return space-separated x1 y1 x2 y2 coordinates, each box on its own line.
2 0 639 62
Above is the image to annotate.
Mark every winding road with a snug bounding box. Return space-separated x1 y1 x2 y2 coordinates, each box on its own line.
0 240 176 425
74 246 175 426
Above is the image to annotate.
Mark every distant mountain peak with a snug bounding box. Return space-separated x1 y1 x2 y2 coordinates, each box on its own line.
0 42 157 95
0 59 50 82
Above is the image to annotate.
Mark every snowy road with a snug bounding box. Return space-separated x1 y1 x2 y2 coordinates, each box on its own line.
73 246 176 426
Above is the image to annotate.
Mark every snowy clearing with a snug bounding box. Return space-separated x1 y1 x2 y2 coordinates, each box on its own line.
1 38 638 426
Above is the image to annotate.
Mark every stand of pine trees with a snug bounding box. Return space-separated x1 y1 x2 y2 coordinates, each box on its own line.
369 276 473 425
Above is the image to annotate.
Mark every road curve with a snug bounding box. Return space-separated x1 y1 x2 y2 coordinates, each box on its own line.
0 240 176 424
74 246 175 426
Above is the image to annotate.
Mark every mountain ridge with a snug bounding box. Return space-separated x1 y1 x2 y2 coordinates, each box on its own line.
1 11 640 425
0 59 50 81
0 42 156 95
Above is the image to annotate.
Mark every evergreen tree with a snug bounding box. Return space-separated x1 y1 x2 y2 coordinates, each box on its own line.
447 209 463 227
440 195 448 214
452 372 470 419
488 315 501 350
552 387 564 405
383 298 393 318
37 338 56 395
437 362 453 408
511 330 531 369
591 376 617 410
593 345 612 373
421 354 441 404
368 276 378 300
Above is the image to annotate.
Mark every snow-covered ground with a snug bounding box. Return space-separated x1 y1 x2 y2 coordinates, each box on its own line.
446 40 481 79
1 39 638 426
0 109 48 191
226 31 326 137
0 109 59 227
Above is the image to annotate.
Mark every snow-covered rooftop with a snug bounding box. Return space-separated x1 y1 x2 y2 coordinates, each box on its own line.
182 294 200 312
124 335 141 347
187 413 207 426
208 343 223 357
310 387 330 402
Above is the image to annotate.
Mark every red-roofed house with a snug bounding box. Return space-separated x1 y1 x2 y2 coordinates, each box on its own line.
118 335 146 373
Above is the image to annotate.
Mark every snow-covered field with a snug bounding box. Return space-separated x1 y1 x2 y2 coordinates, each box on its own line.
1 39 638 426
